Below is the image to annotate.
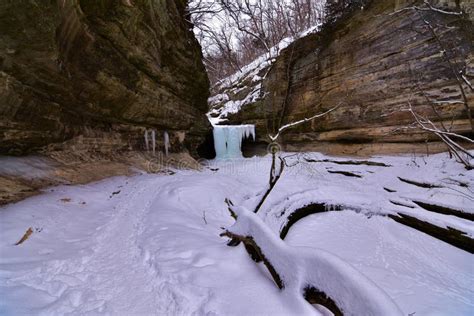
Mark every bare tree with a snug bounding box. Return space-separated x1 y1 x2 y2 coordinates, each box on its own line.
324 0 369 24
408 102 473 169
188 0 326 85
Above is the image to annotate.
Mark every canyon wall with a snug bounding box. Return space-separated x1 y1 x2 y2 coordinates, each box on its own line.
217 0 473 155
0 0 210 156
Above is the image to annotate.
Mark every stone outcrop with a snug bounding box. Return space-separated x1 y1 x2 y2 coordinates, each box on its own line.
0 151 201 206
214 0 474 155
0 0 210 156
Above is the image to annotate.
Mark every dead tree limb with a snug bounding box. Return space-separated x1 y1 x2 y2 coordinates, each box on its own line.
252 102 342 215
408 103 473 169
252 155 285 213
268 105 340 142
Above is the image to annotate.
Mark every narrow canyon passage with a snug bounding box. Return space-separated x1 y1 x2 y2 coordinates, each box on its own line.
1 0 473 315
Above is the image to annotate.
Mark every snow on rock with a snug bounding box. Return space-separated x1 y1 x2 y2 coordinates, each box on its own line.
225 205 403 315
208 26 320 124
0 156 58 179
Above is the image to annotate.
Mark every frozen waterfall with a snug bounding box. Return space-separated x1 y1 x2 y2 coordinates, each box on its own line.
213 125 255 159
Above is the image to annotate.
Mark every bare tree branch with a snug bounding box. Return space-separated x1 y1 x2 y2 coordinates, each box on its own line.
269 105 340 142
408 102 473 169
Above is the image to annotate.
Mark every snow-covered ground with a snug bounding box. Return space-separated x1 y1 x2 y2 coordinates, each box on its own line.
1 152 473 315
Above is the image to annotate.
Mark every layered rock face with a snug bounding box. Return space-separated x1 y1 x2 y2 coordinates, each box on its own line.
0 0 209 155
218 0 473 155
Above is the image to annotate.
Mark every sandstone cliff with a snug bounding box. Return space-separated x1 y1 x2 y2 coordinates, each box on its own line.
212 0 474 155
0 0 210 156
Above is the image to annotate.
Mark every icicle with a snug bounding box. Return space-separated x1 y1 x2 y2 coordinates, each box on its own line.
151 129 156 156
164 131 169 157
238 127 244 148
144 129 149 152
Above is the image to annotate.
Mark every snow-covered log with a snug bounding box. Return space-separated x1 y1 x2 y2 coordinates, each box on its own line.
221 205 403 316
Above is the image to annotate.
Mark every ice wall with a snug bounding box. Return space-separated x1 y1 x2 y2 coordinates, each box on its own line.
213 125 255 159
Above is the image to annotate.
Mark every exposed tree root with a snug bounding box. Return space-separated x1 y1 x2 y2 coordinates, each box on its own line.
327 170 362 178
388 213 474 254
397 177 443 188
412 200 474 221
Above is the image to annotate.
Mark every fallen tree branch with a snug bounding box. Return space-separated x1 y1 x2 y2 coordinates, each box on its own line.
15 227 33 245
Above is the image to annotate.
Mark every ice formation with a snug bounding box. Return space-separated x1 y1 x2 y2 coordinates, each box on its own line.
213 125 255 159
144 129 149 151
151 130 156 155
164 131 169 157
